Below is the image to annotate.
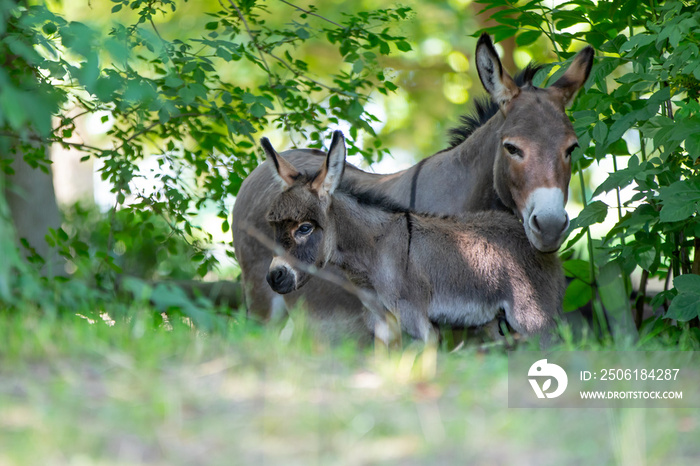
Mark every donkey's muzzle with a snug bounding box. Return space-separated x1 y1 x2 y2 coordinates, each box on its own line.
267 266 296 294
522 187 569 253
528 211 569 252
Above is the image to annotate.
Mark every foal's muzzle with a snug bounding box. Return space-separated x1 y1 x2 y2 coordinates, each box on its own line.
266 266 296 294
267 256 300 294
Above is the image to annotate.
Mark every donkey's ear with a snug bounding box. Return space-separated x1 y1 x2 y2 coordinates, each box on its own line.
475 33 520 112
311 130 346 197
550 46 594 107
261 137 299 187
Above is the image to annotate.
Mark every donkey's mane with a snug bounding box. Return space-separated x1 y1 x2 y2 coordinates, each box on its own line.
446 63 544 149
335 178 452 222
339 180 410 215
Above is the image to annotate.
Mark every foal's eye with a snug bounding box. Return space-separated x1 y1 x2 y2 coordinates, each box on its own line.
296 223 314 236
565 143 580 159
503 143 522 158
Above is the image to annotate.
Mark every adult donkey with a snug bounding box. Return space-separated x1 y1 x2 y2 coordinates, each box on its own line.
232 34 593 325
263 131 565 344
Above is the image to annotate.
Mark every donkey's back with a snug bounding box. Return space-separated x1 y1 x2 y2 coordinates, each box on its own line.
406 211 564 336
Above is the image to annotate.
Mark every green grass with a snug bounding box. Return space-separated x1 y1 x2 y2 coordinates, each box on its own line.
0 310 699 465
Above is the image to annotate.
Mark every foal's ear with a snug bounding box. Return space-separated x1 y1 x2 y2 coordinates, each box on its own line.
261 137 299 188
475 33 520 113
311 130 346 197
550 46 594 107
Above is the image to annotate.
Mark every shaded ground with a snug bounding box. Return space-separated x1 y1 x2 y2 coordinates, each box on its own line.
0 313 698 465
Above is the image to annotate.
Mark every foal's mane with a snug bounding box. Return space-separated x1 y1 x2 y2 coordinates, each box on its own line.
446 63 544 149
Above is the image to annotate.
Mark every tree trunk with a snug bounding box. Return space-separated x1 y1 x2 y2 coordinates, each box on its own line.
2 136 64 276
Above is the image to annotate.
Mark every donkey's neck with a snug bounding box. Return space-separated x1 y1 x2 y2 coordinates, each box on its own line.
370 111 507 216
327 192 404 282
453 111 508 210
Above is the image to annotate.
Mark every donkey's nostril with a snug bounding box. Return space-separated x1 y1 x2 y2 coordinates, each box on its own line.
529 212 568 239
267 268 285 288
559 215 570 234
267 266 297 294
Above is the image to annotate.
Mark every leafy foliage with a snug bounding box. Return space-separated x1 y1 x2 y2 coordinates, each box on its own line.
0 1 410 298
3 0 700 344
0 0 416 329
478 0 700 338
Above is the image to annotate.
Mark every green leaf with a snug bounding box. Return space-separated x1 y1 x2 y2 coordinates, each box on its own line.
634 245 656 271
563 278 592 312
0 88 28 130
495 27 519 42
384 81 398 91
666 293 700 322
379 40 390 55
620 33 654 52
563 259 591 282
686 132 700 160
516 30 541 46
216 47 232 61
569 200 609 231
591 157 643 198
658 180 700 223
258 96 274 109
396 40 412 52
250 103 266 118
347 99 364 120
353 60 364 74
592 121 608 158
43 22 57 35
674 274 700 294
181 61 198 74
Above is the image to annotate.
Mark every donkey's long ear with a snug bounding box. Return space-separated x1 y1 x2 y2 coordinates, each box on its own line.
475 33 520 112
261 137 299 188
311 130 346 198
550 46 594 107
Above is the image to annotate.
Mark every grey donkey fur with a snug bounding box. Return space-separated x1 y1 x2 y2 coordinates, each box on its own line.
263 131 566 345
231 34 593 327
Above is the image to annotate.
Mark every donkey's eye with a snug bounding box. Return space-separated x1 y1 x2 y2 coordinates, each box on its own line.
503 143 522 158
565 143 580 158
295 223 314 237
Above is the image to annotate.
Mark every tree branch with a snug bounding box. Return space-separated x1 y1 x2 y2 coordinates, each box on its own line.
225 0 273 79
224 0 353 97
277 0 342 28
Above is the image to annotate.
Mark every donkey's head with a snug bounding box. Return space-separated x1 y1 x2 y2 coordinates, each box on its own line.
475 34 593 252
263 131 346 294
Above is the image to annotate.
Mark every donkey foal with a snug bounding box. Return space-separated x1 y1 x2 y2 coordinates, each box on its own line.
264 131 565 344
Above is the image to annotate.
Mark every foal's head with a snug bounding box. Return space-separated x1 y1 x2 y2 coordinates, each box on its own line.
263 131 346 294
475 34 594 252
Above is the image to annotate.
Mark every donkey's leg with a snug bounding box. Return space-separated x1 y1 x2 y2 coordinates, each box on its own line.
284 275 370 342
355 287 402 347
502 300 559 348
503 298 557 334
397 298 438 344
